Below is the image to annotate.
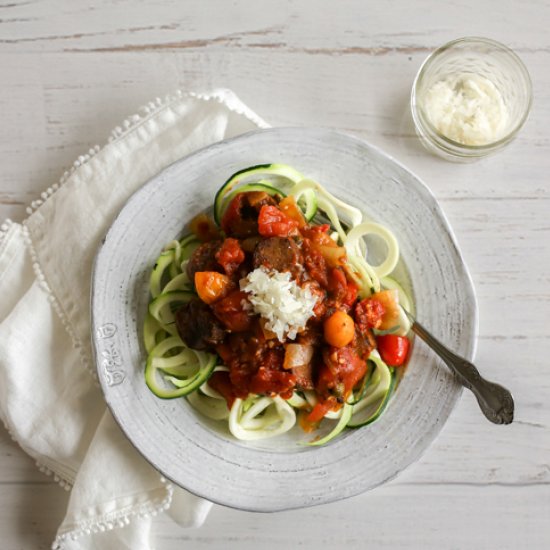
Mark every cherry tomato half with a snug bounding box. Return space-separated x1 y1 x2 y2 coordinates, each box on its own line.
376 334 410 366
324 310 355 348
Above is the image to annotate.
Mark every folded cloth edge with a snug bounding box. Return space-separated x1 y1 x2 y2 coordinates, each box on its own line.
0 88 268 549
0 88 268 473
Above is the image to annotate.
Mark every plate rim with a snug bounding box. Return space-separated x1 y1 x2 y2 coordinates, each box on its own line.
91 126 478 511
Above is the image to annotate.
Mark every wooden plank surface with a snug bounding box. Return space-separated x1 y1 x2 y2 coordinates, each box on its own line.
1 1 549 548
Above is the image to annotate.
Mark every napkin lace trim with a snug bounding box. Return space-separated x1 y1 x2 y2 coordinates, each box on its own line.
0 220 76 491
5 91 264 546
36 461 73 491
20 224 99 382
19 89 267 384
51 478 174 550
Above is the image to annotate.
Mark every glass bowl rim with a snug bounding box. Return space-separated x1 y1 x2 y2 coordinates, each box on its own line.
411 36 533 152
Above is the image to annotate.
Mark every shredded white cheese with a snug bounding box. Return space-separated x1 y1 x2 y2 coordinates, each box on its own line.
240 267 318 342
423 73 509 146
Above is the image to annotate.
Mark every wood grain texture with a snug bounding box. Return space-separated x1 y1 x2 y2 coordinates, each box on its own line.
152 484 550 549
1 0 549 548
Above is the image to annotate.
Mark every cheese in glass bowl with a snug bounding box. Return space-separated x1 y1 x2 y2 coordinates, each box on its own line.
411 37 532 162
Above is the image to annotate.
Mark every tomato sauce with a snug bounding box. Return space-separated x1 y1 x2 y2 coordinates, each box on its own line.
180 192 378 415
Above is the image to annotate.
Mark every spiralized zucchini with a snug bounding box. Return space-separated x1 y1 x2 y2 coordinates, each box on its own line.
144 163 413 444
144 236 217 399
229 396 296 441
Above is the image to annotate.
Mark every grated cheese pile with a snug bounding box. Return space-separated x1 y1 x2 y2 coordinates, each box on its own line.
423 73 509 146
240 267 318 342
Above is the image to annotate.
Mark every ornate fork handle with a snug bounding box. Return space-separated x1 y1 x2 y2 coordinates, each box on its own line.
406 313 514 425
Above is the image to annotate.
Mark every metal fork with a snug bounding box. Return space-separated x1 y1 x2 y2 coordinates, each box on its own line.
403 310 514 425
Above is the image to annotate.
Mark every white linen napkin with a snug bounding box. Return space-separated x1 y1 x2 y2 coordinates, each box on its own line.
0 89 267 549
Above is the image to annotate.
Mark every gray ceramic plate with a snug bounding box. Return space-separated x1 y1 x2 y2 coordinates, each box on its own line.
91 127 477 511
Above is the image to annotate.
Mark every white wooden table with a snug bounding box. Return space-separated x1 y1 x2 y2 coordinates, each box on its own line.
1 2 549 548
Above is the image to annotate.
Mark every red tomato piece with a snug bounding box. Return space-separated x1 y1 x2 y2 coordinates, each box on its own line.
207 371 236 408
220 193 259 237
327 267 348 302
212 290 253 332
257 205 299 238
376 334 410 366
302 239 329 287
215 343 234 364
228 361 255 398
309 224 330 233
249 365 296 397
302 226 335 246
220 193 244 234
343 282 358 308
316 346 367 400
334 346 367 394
354 298 386 331
215 238 245 276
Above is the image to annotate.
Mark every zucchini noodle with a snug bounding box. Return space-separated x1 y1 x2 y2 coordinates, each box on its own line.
144 235 217 399
229 396 296 441
144 163 413 444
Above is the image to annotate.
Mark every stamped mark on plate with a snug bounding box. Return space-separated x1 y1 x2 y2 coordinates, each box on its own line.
97 322 117 339
97 323 126 386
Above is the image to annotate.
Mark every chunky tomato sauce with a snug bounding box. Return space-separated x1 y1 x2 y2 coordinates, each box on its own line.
175 191 397 424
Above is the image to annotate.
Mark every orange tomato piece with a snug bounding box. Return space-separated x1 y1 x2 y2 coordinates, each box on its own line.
278 196 307 228
312 242 347 268
372 289 400 330
323 310 355 348
194 271 233 304
306 399 335 423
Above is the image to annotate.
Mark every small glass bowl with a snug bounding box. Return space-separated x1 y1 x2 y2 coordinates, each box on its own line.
411 37 532 162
